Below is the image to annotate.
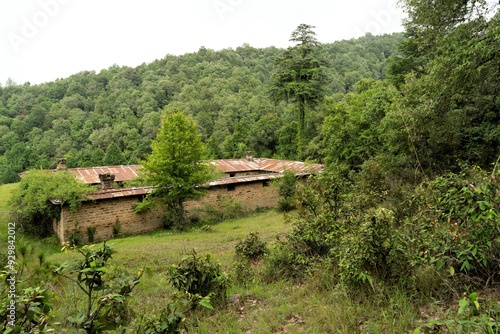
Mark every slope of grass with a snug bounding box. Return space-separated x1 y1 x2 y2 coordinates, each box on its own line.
0 183 17 241
0 183 18 247
42 210 424 333
46 210 295 329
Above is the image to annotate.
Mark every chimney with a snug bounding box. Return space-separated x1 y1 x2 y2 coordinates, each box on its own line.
246 151 253 161
56 158 67 170
99 173 115 190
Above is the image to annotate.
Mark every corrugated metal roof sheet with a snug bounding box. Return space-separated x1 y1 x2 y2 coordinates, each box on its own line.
48 186 152 204
89 186 152 200
209 173 279 186
67 165 142 184
22 159 321 185
28 165 143 184
211 158 322 174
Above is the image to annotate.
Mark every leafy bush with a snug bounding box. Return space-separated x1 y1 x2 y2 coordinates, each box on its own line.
0 287 55 333
87 226 96 243
231 258 255 286
136 292 213 334
334 207 408 288
10 170 94 237
262 236 312 282
168 250 228 307
407 166 500 284
234 232 268 261
202 195 245 223
53 243 142 333
417 292 500 333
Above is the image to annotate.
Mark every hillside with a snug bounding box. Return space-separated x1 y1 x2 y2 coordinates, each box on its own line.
0 33 403 184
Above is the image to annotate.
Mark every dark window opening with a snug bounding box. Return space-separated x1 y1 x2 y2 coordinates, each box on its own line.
227 184 236 191
229 172 236 177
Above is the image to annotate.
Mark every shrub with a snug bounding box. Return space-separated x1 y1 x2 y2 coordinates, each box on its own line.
168 250 228 307
277 170 297 212
10 170 94 237
87 226 96 243
262 236 312 282
0 286 55 333
334 207 409 288
203 195 245 222
112 219 122 238
417 292 500 333
231 258 255 286
407 166 500 284
53 243 142 333
136 292 214 334
234 232 268 261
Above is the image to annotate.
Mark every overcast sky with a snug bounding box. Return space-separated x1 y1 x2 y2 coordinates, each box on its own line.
0 0 407 85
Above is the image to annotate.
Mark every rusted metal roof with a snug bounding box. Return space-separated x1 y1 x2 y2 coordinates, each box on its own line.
48 186 152 204
88 186 152 200
43 165 143 184
209 173 279 186
21 159 321 184
20 165 142 184
211 158 322 174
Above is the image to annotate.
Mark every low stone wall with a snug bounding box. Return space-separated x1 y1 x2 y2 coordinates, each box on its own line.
185 180 279 216
55 180 281 244
56 196 165 244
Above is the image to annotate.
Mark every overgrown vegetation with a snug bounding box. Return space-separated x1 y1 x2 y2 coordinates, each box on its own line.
168 250 228 308
9 170 94 237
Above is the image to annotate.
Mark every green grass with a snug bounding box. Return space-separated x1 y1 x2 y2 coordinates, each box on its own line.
0 183 17 241
40 210 423 333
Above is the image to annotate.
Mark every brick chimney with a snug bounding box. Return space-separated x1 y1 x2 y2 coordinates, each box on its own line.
56 158 67 170
99 173 115 190
246 151 253 161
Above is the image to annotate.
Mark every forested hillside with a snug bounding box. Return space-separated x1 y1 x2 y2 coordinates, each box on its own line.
0 33 402 183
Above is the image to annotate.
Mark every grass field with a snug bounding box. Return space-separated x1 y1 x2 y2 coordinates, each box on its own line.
41 210 420 334
0 183 17 241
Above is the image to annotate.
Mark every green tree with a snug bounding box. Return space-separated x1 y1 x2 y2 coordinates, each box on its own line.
103 142 125 165
270 24 326 155
139 111 214 229
322 79 396 169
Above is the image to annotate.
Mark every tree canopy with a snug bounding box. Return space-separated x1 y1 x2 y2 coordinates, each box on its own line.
270 24 326 156
0 33 403 184
138 111 214 228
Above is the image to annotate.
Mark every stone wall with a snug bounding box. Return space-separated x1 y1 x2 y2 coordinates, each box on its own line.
55 196 165 244
185 180 280 216
55 180 280 244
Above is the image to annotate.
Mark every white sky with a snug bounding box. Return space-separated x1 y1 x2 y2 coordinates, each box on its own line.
0 0 406 85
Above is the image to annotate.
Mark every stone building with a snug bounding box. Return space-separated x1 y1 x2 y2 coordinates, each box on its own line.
46 153 322 244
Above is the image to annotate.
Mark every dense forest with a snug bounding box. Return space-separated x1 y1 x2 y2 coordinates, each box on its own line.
0 32 403 184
